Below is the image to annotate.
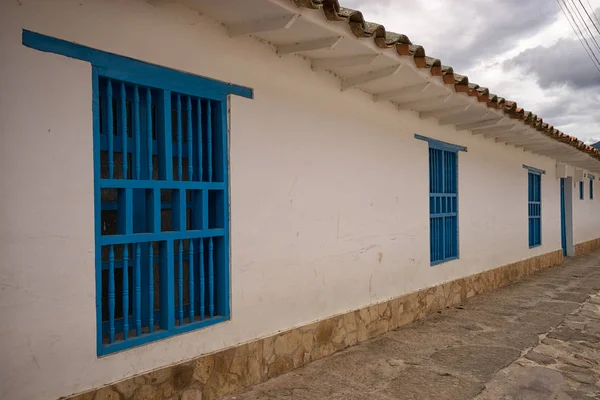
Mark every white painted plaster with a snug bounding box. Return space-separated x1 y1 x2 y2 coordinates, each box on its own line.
0 0 598 399
573 178 600 244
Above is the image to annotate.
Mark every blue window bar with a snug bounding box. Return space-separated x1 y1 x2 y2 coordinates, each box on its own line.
590 175 595 200
580 180 584 200
527 171 542 247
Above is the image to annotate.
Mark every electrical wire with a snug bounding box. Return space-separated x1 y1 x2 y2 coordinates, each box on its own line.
580 0 600 35
568 0 600 52
557 0 600 72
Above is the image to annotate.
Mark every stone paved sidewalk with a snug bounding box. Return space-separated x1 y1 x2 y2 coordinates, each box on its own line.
223 251 600 400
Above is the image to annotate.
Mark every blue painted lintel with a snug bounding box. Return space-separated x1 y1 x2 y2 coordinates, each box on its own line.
523 164 545 175
22 30 253 99
414 134 467 152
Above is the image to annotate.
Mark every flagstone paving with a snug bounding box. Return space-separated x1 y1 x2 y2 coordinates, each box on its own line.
223 252 600 400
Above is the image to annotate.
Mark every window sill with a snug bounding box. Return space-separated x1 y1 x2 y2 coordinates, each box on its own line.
98 315 229 357
529 244 542 249
431 256 458 267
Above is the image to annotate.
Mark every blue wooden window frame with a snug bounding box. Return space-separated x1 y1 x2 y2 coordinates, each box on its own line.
590 175 595 200
415 135 464 266
22 30 253 356
527 171 542 248
580 181 585 200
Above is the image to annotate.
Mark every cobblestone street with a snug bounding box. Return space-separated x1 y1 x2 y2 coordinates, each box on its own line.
224 252 600 400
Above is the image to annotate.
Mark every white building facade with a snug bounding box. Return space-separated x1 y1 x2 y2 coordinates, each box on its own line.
1 1 600 399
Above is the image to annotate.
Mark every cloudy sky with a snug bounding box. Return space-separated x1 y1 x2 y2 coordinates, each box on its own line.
342 0 600 143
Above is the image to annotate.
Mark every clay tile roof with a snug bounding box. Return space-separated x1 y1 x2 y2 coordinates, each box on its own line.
291 0 600 164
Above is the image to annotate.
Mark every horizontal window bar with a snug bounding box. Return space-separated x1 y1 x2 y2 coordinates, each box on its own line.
101 202 192 211
99 179 224 190
430 213 458 218
99 229 225 245
98 315 228 356
430 193 458 197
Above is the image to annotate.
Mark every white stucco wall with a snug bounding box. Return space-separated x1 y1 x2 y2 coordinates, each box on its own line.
573 178 600 244
0 1 597 399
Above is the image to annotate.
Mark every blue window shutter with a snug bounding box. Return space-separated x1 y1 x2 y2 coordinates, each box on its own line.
580 181 584 200
94 75 232 356
527 171 542 247
428 146 459 265
590 178 594 200
23 31 244 355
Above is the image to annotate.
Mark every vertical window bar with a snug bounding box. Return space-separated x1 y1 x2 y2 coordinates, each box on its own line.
146 88 153 180
122 245 129 340
135 242 141 336
177 94 183 181
208 237 214 318
157 90 173 181
429 217 434 262
107 79 114 179
189 239 195 322
428 148 433 193
134 86 141 180
199 239 205 320
440 151 445 259
178 240 184 325
207 101 213 182
187 97 193 181
196 98 203 182
120 82 128 179
148 243 154 333
108 245 115 343
159 241 174 331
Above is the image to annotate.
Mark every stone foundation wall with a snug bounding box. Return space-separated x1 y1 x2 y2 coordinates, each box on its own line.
66 250 564 400
575 238 600 257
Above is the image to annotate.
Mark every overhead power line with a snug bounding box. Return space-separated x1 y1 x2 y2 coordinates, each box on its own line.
581 0 600 35
556 0 600 73
568 0 600 53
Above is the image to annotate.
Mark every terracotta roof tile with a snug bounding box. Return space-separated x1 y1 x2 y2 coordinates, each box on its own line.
291 0 600 163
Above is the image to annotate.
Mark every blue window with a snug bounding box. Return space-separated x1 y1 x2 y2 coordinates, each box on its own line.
590 177 594 200
528 171 542 247
580 181 584 200
22 30 252 355
428 147 459 265
95 76 233 355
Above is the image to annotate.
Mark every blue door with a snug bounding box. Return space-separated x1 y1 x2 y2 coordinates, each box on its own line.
560 178 567 256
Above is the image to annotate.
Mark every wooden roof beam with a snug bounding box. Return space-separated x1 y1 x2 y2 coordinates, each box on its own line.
278 36 343 55
312 54 380 71
228 14 300 36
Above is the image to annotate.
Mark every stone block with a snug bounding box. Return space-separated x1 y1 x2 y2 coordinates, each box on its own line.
180 388 203 400
93 388 121 400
